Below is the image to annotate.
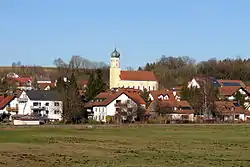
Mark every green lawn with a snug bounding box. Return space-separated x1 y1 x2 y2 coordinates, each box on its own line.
0 125 250 167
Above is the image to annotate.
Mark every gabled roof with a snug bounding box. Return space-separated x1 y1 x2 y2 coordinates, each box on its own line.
85 91 145 108
37 83 55 90
150 89 177 101
120 70 157 81
218 86 242 96
158 100 194 114
26 90 61 101
0 96 15 110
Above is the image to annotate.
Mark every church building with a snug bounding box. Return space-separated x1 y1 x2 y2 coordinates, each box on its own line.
109 48 159 91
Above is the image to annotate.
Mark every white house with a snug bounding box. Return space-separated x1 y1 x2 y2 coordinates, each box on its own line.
85 90 146 122
0 95 19 116
15 90 63 121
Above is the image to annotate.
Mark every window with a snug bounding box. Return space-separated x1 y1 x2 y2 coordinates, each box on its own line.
45 102 49 106
116 100 121 103
149 86 150 91
153 86 155 90
54 110 60 114
33 102 41 106
54 102 60 106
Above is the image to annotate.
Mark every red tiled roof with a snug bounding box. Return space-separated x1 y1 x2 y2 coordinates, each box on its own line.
120 70 157 81
150 89 176 101
0 96 4 103
0 96 15 110
214 101 245 114
15 77 32 86
85 90 145 108
158 100 195 114
37 83 55 90
218 86 241 96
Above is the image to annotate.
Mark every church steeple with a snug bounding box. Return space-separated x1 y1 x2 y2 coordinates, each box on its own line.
110 48 120 58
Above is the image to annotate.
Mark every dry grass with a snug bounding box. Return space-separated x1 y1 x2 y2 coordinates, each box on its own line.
0 125 250 167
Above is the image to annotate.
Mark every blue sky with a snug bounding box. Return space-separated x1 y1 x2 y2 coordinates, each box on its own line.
0 0 250 69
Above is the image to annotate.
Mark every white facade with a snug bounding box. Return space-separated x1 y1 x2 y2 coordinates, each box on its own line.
91 93 143 122
168 113 194 122
187 78 201 88
15 91 63 121
37 81 52 84
118 80 158 91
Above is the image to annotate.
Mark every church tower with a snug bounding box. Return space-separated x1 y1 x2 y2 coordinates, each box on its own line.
109 48 121 89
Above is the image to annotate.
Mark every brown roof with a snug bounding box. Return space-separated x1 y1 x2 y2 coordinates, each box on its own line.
218 86 241 96
77 80 88 86
150 89 176 101
214 101 245 114
158 100 194 114
38 83 55 90
120 70 157 81
85 91 145 108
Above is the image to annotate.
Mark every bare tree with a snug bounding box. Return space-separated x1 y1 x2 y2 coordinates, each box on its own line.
69 56 83 69
115 100 138 123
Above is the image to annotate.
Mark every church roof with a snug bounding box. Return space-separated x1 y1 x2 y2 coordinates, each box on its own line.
120 70 157 81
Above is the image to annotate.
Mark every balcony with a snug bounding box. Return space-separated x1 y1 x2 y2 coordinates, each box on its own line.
17 98 28 102
6 107 18 112
30 106 46 110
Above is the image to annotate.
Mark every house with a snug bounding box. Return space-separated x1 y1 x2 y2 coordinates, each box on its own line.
218 86 243 100
16 90 63 121
37 82 56 90
214 101 246 121
149 100 195 122
37 76 52 84
15 76 33 90
0 95 18 116
85 90 146 122
149 89 180 101
187 77 219 89
109 48 158 91
187 77 245 89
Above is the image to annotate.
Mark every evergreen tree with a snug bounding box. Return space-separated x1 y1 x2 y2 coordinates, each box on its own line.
140 88 150 107
85 72 96 101
234 91 245 107
95 69 106 93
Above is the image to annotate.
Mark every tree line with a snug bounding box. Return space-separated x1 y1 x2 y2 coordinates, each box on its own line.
139 56 250 88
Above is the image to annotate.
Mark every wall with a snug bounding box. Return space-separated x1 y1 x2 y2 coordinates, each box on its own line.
118 80 158 91
13 120 40 126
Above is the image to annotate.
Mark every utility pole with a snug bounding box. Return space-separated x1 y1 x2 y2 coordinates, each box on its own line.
203 80 208 119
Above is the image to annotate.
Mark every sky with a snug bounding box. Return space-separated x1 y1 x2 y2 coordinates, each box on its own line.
0 0 250 69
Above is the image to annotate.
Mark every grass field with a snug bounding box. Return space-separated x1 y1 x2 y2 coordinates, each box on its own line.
0 125 250 167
